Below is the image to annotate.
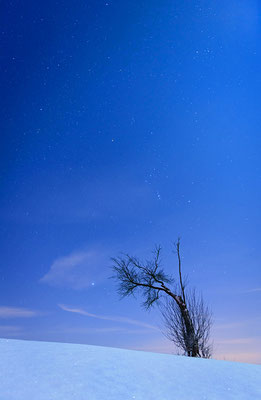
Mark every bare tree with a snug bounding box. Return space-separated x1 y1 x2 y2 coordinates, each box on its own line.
161 289 212 358
111 238 212 358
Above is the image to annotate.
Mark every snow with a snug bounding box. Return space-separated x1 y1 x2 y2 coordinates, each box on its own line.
0 338 260 400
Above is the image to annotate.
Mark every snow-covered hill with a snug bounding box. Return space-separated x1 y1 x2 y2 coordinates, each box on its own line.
0 338 260 400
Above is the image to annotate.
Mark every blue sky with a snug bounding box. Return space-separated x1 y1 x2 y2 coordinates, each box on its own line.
1 0 260 363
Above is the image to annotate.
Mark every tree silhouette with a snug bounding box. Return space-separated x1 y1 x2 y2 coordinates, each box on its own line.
111 238 212 357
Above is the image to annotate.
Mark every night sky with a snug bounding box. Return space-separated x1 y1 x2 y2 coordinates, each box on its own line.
1 0 260 363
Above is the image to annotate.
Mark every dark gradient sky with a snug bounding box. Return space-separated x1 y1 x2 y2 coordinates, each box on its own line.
1 0 260 363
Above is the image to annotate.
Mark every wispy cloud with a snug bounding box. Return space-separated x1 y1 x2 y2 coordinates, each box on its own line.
0 325 23 337
0 325 22 332
56 326 155 335
0 306 40 318
243 288 261 294
215 337 255 345
58 304 159 331
215 351 261 364
214 321 245 330
214 315 261 331
40 249 109 289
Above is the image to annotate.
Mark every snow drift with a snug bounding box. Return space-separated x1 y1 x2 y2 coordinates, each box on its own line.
0 338 260 399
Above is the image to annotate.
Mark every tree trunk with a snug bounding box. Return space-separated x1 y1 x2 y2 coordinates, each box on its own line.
171 293 200 357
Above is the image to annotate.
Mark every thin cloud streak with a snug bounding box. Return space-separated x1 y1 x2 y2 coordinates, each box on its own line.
0 306 40 318
214 316 261 330
244 288 261 293
215 351 261 364
0 325 22 332
40 249 109 289
55 327 155 334
58 304 159 331
214 321 245 330
215 337 255 345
